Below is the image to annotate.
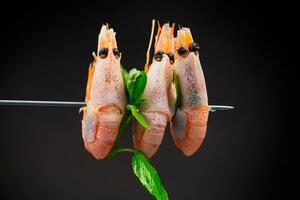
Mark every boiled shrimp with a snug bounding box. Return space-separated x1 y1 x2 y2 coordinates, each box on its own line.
81 25 126 159
171 27 209 156
133 22 176 158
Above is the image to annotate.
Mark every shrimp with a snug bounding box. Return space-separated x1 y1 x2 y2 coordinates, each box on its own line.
133 23 176 158
81 24 126 159
171 27 209 156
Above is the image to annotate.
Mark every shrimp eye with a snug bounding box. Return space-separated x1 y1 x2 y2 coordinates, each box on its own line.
113 48 120 59
167 52 174 64
177 46 189 56
154 50 164 62
188 42 200 52
98 48 108 59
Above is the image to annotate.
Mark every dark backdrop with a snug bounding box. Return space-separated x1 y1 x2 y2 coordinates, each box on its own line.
0 1 285 199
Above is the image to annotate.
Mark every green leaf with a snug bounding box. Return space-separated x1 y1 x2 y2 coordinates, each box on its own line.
126 69 147 105
120 65 130 101
126 68 139 99
127 105 149 129
132 151 169 200
131 71 147 105
173 73 181 109
120 65 129 83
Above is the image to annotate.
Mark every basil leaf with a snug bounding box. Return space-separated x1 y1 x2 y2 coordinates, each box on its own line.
120 65 129 83
127 105 149 129
126 69 147 105
120 65 130 101
131 71 147 105
132 151 169 200
126 68 139 99
173 73 181 109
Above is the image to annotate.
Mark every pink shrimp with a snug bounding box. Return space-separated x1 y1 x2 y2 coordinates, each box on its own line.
81 25 126 159
171 27 209 156
133 23 176 158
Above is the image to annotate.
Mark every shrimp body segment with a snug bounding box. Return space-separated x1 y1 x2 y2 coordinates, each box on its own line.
133 24 175 158
171 28 209 156
81 25 126 159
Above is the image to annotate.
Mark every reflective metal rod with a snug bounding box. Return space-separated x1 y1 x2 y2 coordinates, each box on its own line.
0 100 86 107
209 105 234 112
0 100 234 111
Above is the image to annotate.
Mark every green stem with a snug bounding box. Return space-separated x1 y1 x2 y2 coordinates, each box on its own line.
112 147 137 155
106 110 132 158
108 147 137 157
114 110 132 145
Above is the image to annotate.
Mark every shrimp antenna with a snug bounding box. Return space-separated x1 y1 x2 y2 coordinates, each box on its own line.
154 21 162 49
171 22 175 35
144 19 156 73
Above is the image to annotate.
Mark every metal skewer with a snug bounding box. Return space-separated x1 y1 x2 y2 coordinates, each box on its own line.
0 99 234 111
0 100 86 107
209 105 234 112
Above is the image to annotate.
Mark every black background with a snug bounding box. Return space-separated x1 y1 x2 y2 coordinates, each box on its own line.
0 1 285 199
